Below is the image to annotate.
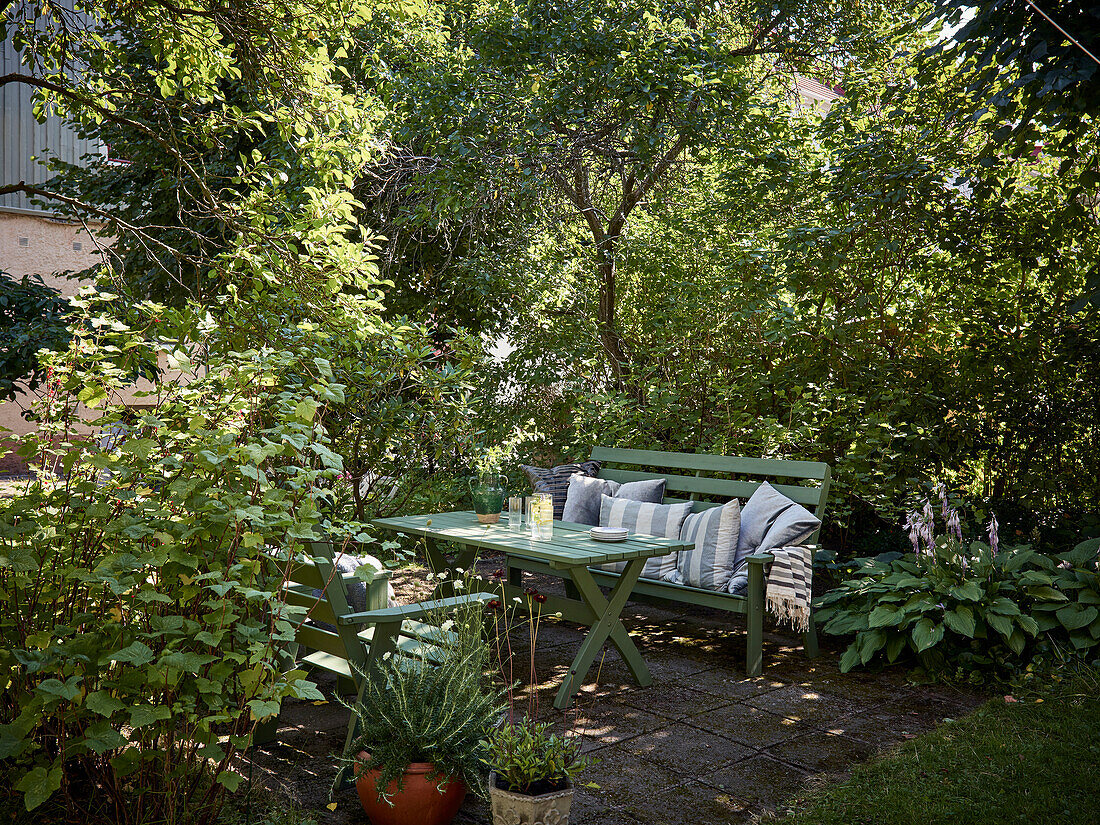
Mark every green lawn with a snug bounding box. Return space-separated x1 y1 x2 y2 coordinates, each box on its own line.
768 678 1100 825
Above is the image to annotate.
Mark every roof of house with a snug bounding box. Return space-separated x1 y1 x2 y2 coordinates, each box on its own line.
795 76 844 103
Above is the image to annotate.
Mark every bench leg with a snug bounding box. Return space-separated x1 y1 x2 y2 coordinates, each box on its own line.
803 610 820 659
507 560 522 588
746 562 764 678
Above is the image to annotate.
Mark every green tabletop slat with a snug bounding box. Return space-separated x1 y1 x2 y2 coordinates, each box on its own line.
373 511 687 568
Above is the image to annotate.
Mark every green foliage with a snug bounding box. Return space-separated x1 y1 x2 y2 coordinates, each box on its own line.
335 604 506 802
0 273 71 404
0 290 350 821
482 720 589 796
816 534 1100 682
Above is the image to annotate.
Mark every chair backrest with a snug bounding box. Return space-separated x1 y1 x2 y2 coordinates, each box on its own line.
275 539 391 675
589 447 831 544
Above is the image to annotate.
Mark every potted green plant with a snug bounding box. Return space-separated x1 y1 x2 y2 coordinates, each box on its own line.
484 719 589 824
334 605 505 825
480 586 591 825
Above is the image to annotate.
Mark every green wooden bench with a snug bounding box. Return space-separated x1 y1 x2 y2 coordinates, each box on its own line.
259 538 495 755
508 447 831 677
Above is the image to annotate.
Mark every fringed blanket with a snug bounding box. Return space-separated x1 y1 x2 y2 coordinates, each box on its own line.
765 545 813 632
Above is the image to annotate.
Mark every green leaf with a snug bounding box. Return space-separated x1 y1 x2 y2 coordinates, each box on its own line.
1027 586 1068 602
950 581 983 602
987 612 1014 639
868 605 904 627
86 691 126 718
1056 604 1098 631
107 641 155 666
215 770 244 792
84 720 127 755
129 704 172 729
885 635 907 662
839 644 862 673
911 617 944 652
1005 629 1026 656
15 765 62 811
942 606 976 637
294 398 319 422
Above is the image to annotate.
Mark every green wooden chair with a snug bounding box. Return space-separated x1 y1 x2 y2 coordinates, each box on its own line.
258 538 496 756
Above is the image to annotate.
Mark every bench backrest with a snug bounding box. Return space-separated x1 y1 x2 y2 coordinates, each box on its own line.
590 447 831 544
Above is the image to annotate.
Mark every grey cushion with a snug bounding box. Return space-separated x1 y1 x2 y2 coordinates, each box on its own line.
599 495 693 580
561 474 666 525
520 460 601 520
727 482 820 594
665 499 741 591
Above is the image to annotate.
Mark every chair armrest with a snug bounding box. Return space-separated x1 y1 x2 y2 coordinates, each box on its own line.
337 592 498 625
745 553 774 565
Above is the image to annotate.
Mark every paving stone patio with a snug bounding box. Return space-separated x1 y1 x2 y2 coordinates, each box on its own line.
243 555 985 824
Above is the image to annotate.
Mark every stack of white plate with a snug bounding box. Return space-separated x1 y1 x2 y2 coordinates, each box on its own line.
589 526 628 542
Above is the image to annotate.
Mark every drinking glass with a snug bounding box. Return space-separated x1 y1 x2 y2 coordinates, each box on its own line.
529 492 553 540
507 496 525 532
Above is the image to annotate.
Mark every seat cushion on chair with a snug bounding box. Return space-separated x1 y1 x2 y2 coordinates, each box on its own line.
521 460 602 520
665 499 741 591
598 495 693 580
561 474 666 525
727 483 820 594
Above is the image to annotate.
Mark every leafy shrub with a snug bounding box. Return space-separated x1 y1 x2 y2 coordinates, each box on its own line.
0 294 342 821
815 498 1100 682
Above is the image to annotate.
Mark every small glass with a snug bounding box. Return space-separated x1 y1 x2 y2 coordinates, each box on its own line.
528 492 553 540
507 496 525 532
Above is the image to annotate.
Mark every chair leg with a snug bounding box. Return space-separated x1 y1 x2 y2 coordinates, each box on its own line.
252 715 279 747
746 563 764 678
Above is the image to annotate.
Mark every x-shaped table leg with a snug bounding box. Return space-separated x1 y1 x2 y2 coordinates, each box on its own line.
422 538 479 598
553 557 652 709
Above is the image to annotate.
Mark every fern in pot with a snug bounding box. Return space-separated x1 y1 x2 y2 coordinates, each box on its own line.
334 603 505 825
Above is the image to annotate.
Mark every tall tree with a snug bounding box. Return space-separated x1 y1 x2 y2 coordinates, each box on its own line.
363 0 899 385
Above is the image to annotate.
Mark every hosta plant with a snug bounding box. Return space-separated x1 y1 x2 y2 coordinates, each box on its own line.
815 492 1100 681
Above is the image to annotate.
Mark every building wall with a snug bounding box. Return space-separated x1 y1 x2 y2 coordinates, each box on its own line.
0 211 105 472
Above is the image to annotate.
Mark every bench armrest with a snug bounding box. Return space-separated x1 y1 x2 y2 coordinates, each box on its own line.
745 553 774 565
337 592 498 625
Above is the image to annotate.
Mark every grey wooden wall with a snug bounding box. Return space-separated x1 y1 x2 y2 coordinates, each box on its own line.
1 20 101 215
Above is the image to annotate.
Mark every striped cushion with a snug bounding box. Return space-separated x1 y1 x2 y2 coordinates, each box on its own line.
665 499 741 591
599 495 693 580
521 460 601 520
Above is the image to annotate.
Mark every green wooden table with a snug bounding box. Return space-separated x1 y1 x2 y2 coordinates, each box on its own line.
372 510 690 709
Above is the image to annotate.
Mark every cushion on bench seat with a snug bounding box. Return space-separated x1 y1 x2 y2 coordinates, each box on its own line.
727 482 820 594
598 495 693 579
521 460 602 519
562 473 666 525
664 498 742 591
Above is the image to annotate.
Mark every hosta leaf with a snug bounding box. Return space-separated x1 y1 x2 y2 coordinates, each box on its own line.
988 597 1021 616
886 635 907 662
868 605 904 628
1056 604 1098 631
839 644 862 673
911 617 944 652
1015 614 1039 636
1027 586 1068 602
1006 629 1026 656
987 613 1014 639
943 606 976 637
950 581 983 602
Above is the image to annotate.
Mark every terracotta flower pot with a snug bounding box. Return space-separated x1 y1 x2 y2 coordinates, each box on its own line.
354 752 467 825
488 772 574 825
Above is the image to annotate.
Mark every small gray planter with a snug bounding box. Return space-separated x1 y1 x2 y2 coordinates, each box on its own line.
487 772 574 825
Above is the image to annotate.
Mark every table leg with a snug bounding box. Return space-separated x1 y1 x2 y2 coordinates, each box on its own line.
422 539 478 597
553 558 651 709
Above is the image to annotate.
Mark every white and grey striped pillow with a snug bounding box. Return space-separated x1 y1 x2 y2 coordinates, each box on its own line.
665 499 741 591
521 460 601 520
598 495 693 580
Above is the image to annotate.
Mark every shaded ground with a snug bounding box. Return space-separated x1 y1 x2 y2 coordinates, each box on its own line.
243 556 984 824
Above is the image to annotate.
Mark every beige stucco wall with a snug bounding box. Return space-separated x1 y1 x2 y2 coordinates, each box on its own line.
0 211 107 470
